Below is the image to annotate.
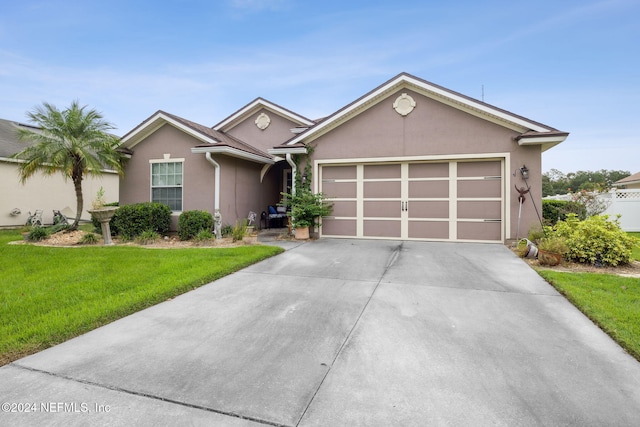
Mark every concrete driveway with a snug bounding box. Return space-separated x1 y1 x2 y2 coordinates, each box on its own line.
2 239 640 426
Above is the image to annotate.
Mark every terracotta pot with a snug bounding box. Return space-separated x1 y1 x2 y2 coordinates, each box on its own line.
295 226 309 240
538 249 563 266
243 235 257 244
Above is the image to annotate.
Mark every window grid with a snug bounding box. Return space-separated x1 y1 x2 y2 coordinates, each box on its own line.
151 162 183 211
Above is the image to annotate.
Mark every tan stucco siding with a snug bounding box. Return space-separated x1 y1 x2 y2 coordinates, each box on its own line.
0 161 119 227
309 89 543 241
225 109 300 153
120 123 282 230
120 124 217 229
310 90 523 159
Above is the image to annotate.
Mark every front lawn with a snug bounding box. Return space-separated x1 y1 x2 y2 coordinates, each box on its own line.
0 229 283 365
629 232 640 261
537 269 640 361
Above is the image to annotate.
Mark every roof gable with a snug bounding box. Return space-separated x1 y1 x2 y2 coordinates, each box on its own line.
213 98 315 133
275 72 567 152
120 111 273 164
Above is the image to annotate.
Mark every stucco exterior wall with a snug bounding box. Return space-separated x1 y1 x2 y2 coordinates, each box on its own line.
308 89 543 240
0 161 119 227
120 123 284 230
225 109 300 153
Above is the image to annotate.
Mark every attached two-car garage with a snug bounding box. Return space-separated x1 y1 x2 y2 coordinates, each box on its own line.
319 158 504 243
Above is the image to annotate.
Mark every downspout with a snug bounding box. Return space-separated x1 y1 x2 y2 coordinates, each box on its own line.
286 153 296 195
205 152 220 211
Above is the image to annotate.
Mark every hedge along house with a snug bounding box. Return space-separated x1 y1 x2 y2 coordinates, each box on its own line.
119 72 568 243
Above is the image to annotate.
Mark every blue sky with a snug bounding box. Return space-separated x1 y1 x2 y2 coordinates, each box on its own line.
1 0 638 173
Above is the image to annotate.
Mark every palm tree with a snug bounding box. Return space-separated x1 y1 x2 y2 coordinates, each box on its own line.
12 101 125 230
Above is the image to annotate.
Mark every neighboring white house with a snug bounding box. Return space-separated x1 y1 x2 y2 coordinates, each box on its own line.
0 118 119 227
612 171 640 190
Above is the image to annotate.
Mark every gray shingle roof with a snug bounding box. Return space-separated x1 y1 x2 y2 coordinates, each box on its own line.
613 171 640 186
0 118 40 158
159 111 273 160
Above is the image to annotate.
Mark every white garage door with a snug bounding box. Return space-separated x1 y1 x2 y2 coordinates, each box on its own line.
320 160 503 242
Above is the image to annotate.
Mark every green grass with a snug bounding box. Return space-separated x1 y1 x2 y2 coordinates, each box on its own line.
0 229 283 365
537 269 640 361
629 232 640 261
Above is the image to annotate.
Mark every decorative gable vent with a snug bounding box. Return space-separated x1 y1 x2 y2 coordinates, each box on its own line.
255 112 271 130
393 93 416 116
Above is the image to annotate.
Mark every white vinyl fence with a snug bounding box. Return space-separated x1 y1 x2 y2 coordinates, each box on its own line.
602 189 640 232
544 189 640 232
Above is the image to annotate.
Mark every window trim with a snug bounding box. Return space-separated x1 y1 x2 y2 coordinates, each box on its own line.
149 158 185 212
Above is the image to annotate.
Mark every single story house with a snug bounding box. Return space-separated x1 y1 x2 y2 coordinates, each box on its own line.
612 172 640 190
0 118 119 227
119 72 568 243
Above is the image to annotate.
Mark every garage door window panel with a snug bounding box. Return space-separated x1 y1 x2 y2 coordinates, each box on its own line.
457 201 501 219
322 219 357 236
457 161 501 177
331 200 357 217
364 200 401 218
408 201 449 218
457 180 501 198
458 222 501 241
323 181 357 198
323 165 357 180
408 221 449 239
363 181 401 198
408 180 449 198
364 164 401 179
409 162 449 178
364 220 401 238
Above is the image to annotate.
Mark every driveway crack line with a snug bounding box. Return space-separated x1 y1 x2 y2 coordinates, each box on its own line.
294 243 404 426
9 363 289 427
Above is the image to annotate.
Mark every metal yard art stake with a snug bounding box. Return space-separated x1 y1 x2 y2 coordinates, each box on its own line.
515 185 530 241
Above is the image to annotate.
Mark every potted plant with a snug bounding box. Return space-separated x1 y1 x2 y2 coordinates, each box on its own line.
537 236 569 266
281 189 333 240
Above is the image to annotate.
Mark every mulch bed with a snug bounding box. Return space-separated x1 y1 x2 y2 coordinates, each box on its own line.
13 230 245 249
520 254 640 278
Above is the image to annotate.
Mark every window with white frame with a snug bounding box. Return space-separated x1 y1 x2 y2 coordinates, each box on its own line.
151 160 183 211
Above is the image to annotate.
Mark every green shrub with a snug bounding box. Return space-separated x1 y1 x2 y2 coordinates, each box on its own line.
135 230 161 245
281 190 333 228
542 200 586 225
538 236 569 255
90 202 120 234
80 233 99 245
193 229 214 245
112 203 171 240
27 227 49 242
49 223 70 234
553 214 638 266
527 225 546 244
221 224 233 237
177 210 213 240
232 219 247 242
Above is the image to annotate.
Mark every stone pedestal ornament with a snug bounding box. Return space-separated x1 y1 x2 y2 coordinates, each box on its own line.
88 207 118 246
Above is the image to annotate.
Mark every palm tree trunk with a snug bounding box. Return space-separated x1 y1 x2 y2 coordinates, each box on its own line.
72 176 83 230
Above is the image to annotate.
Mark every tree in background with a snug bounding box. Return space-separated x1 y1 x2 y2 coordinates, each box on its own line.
542 169 630 197
12 101 125 230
